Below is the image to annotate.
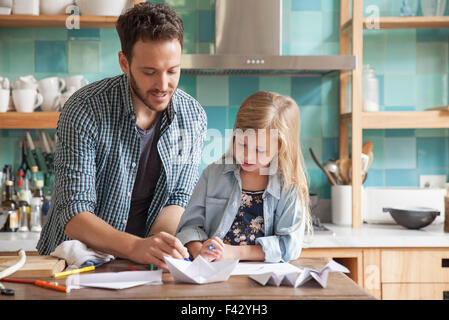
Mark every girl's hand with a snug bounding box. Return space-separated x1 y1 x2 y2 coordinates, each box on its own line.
199 237 224 262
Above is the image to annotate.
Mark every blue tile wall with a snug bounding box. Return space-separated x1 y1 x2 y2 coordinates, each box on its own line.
1 0 449 200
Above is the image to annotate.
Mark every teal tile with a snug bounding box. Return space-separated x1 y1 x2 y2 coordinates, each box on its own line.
364 169 385 187
386 0 419 16
415 75 448 109
321 74 339 107
229 76 259 106
227 105 239 130
197 11 214 43
68 29 100 40
322 106 339 138
364 31 386 74
292 0 321 10
196 0 213 10
415 129 449 137
301 137 322 170
417 138 448 168
35 28 67 41
68 41 100 74
165 0 189 8
259 77 291 96
177 9 196 54
385 169 418 187
1 40 34 73
100 29 120 41
416 42 448 74
178 75 196 98
385 137 416 169
307 168 329 199
101 40 122 75
35 41 67 73
0 28 35 41
321 0 339 11
201 135 225 168
197 76 229 107
363 135 385 170
322 137 338 162
385 129 415 137
290 12 322 43
417 29 449 42
322 42 340 55
384 74 416 106
291 77 322 106
385 30 416 73
322 11 339 42
289 42 322 55
204 106 227 135
196 42 213 54
300 105 322 137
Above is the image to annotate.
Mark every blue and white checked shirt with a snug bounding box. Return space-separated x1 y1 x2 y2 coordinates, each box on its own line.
37 74 207 255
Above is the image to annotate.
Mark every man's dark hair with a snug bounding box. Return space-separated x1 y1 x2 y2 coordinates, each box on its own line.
116 2 184 62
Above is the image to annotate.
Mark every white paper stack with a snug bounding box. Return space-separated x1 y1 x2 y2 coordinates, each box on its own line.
65 270 163 292
164 255 239 284
249 260 350 288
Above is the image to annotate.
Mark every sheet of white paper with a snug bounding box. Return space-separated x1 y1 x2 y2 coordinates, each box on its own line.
249 260 349 289
65 270 162 292
231 262 302 276
164 255 239 284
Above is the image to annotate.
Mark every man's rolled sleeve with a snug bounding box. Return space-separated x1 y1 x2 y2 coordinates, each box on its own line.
53 96 98 230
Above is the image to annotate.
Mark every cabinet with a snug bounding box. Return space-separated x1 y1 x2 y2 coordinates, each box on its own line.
339 0 449 228
302 247 449 300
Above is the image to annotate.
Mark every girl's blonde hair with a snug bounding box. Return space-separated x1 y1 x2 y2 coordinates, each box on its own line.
226 91 313 237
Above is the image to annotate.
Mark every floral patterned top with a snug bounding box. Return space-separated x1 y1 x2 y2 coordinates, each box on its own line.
223 189 265 246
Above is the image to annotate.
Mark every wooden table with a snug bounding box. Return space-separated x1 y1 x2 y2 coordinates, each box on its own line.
1 257 375 300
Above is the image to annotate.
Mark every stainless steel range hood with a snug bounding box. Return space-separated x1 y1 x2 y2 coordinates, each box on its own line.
181 0 356 76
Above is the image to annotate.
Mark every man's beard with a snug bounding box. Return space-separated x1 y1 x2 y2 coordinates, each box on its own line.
129 69 173 111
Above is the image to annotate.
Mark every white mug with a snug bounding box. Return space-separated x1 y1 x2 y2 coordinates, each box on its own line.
38 77 66 93
0 77 9 90
13 75 38 90
12 0 39 15
0 89 10 113
40 90 62 112
12 89 43 113
65 75 88 91
40 0 74 15
59 86 77 109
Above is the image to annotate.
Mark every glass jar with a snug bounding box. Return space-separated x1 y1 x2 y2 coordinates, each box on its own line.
30 197 42 233
362 64 379 112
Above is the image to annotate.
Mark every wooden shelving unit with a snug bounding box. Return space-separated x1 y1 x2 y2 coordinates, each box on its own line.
339 0 449 229
0 112 60 129
0 14 118 29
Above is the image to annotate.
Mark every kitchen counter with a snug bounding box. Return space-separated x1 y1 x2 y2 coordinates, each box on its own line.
1 222 449 252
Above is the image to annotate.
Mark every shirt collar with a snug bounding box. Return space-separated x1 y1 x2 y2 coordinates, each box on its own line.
222 162 281 200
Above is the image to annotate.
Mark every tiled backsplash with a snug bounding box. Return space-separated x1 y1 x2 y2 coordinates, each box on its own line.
0 0 448 199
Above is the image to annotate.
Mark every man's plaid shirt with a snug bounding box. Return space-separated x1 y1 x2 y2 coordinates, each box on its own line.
37 74 207 255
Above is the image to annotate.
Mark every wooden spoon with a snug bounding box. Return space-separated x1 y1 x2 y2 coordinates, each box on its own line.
337 158 351 185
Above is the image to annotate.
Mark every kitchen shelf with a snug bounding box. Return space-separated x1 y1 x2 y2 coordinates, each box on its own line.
339 0 449 231
0 112 60 129
0 14 118 29
342 16 449 34
341 110 449 129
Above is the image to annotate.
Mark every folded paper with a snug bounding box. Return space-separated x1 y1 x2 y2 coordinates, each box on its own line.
249 260 349 288
65 270 162 292
164 255 239 284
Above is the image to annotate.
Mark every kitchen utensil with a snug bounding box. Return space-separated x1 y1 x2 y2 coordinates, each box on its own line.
12 75 37 90
65 75 89 91
12 0 39 15
309 148 337 186
324 161 344 185
383 206 440 229
76 0 132 16
0 76 9 89
331 185 352 225
337 158 351 185
0 89 10 112
12 89 43 113
0 255 65 278
421 0 447 16
40 0 73 15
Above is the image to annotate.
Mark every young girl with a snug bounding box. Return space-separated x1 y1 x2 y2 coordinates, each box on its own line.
176 91 312 263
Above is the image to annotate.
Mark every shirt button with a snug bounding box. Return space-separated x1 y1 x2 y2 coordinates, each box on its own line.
220 231 224 236
128 192 131 197
122 219 127 224
132 162 136 168
233 201 237 207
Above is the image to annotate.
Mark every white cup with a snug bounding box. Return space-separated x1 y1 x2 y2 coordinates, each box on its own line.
65 75 88 91
0 89 10 113
12 0 39 15
331 185 353 226
12 89 43 113
40 0 73 15
38 77 66 93
40 90 62 112
13 75 38 90
59 86 77 109
0 77 9 90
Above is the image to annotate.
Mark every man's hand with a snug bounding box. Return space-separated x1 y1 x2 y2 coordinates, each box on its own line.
129 231 189 270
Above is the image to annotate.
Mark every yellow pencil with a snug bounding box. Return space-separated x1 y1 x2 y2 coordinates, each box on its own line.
53 265 95 278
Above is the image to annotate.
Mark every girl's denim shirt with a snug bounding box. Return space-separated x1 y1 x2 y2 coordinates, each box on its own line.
176 162 305 262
